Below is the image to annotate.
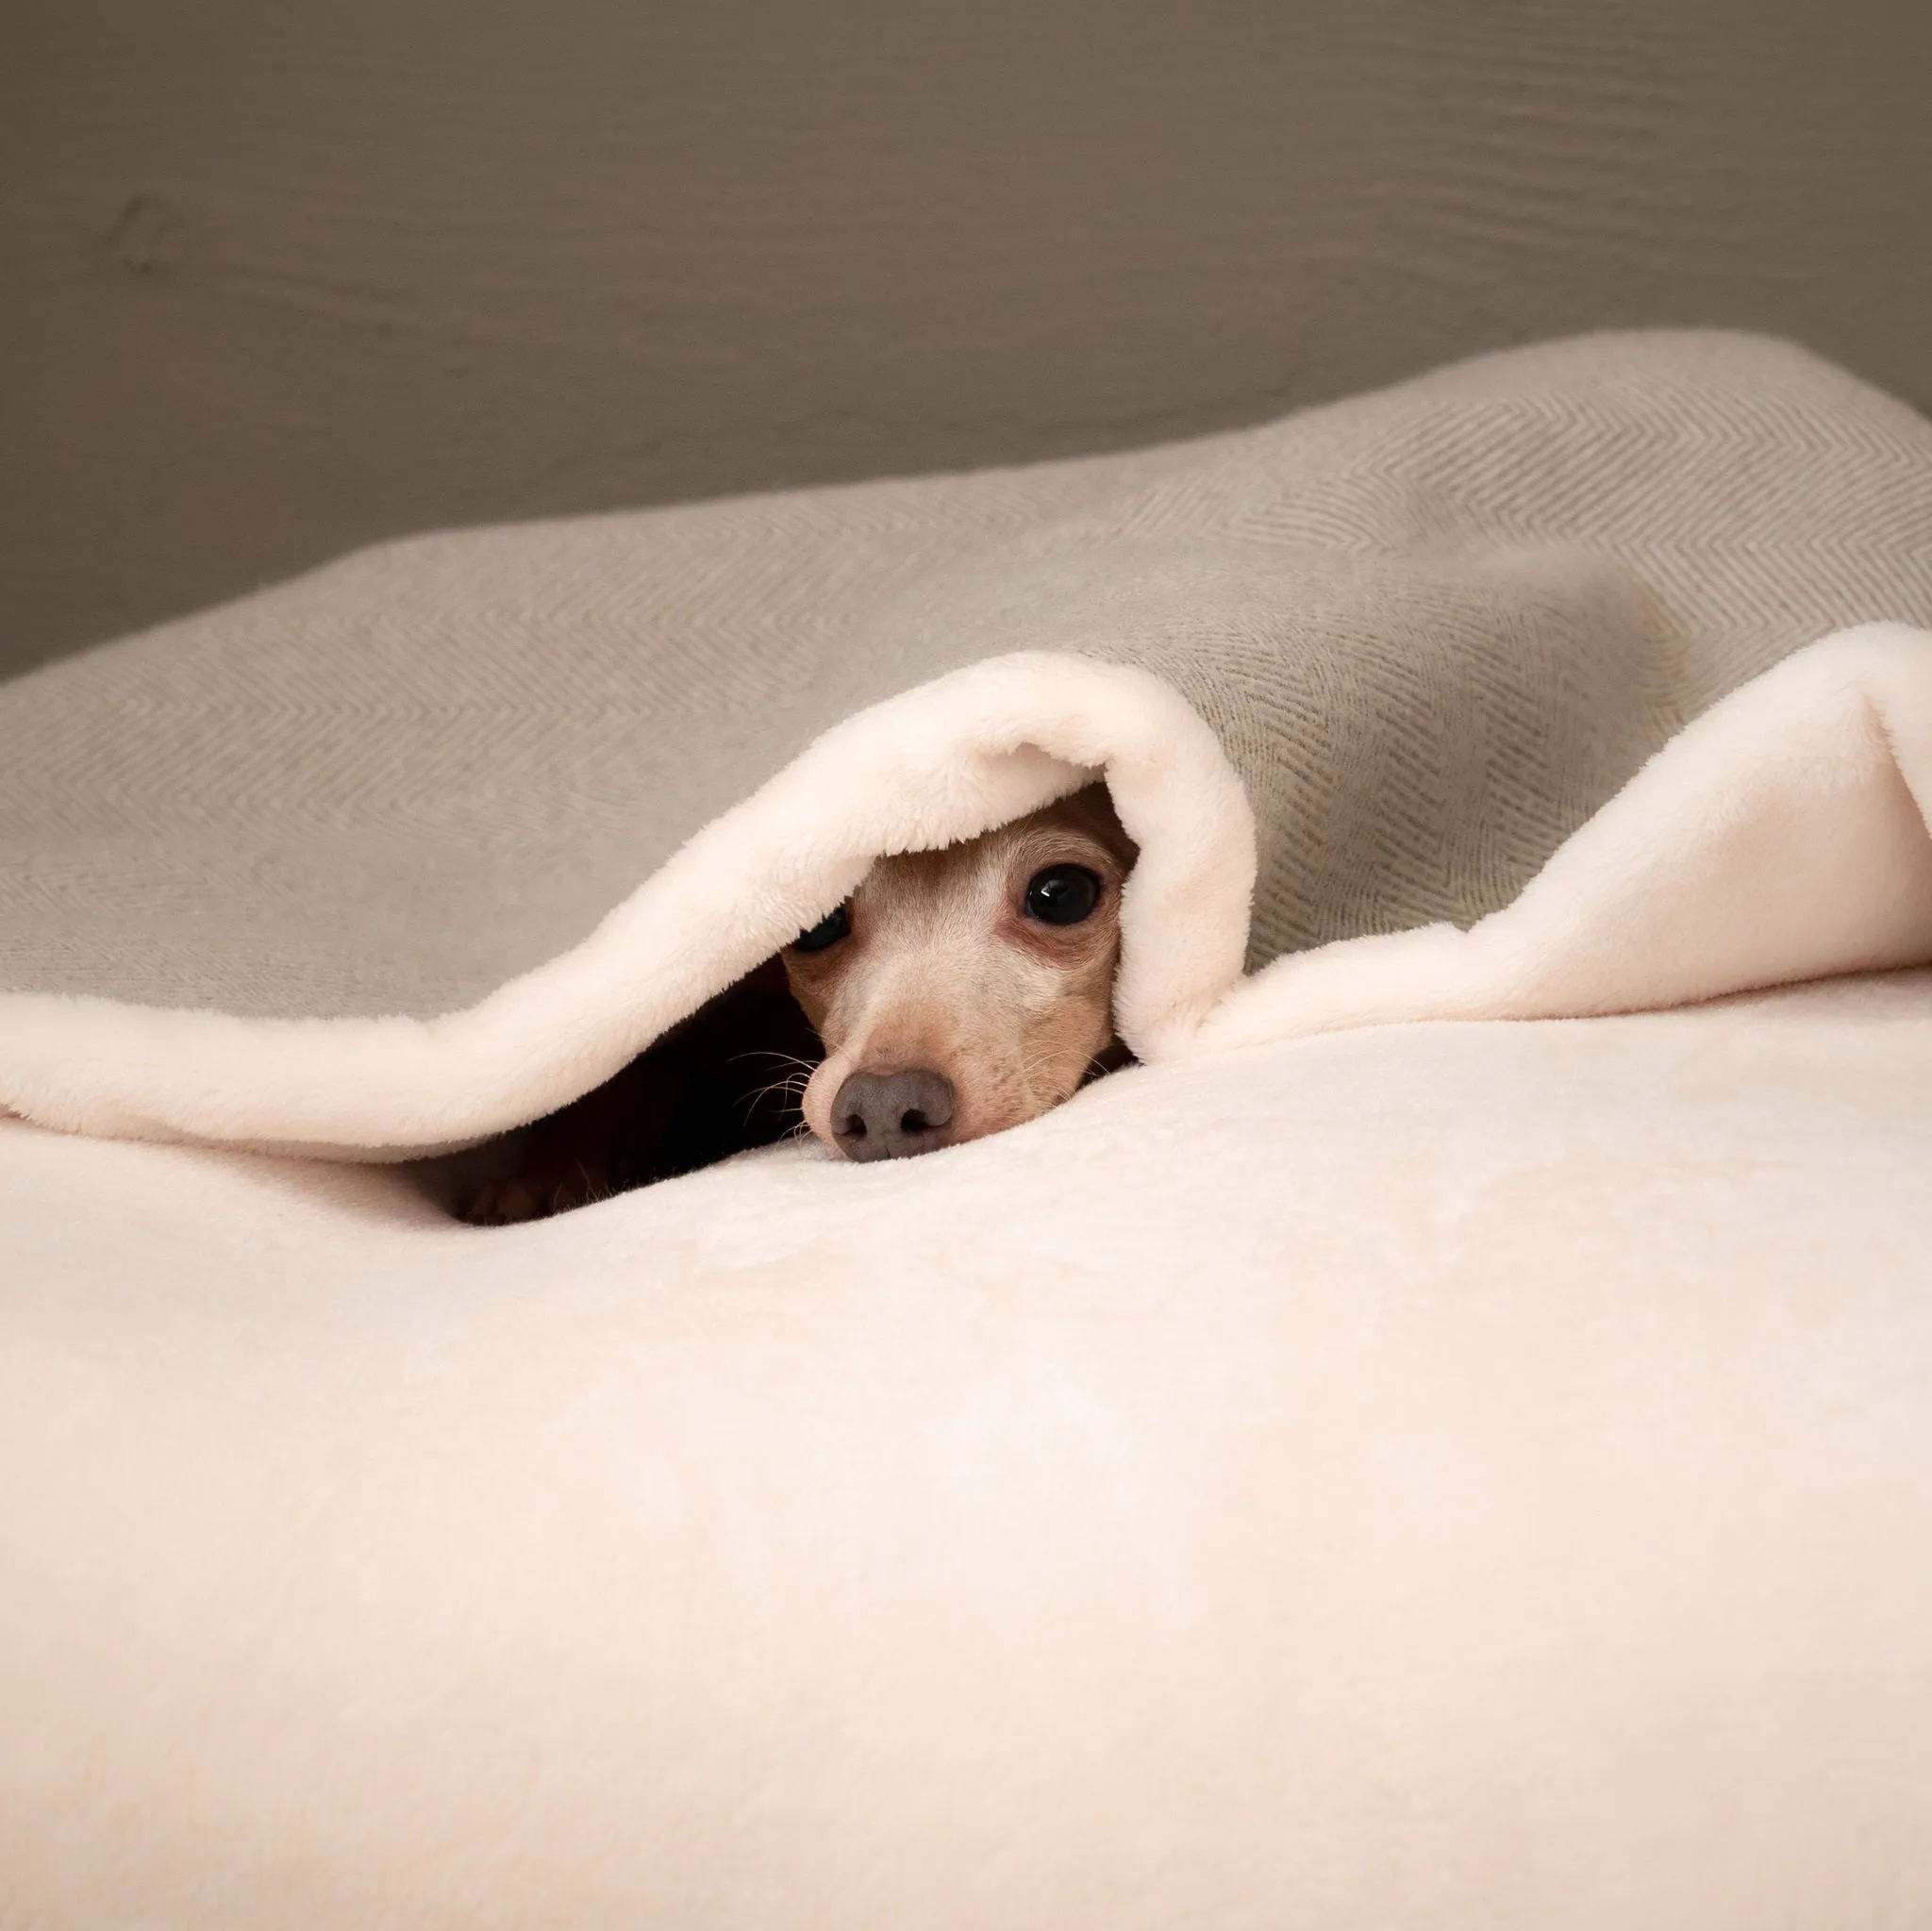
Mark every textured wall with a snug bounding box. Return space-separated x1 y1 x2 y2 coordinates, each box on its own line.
3 0 1929 679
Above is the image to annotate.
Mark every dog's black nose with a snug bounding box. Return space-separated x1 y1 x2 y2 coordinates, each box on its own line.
832 1069 956 1162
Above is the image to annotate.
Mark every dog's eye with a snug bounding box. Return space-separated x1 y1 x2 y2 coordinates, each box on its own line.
1023 865 1101 926
791 904 852 953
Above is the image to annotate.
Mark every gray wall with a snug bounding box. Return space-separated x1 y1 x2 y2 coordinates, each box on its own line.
4 0 1929 680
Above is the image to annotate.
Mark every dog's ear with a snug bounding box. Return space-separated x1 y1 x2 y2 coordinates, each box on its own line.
1061 781 1139 872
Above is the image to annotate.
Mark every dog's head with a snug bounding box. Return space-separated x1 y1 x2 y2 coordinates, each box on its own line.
781 784 1138 1161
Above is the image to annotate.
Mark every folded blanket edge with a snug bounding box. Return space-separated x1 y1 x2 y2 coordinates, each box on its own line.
0 652 1257 1156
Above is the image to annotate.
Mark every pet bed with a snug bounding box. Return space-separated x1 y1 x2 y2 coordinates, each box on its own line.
4 331 1932 1926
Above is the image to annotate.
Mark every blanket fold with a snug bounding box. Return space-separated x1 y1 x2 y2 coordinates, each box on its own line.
4 329 1932 1151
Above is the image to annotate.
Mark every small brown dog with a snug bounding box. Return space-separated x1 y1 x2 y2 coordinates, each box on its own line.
783 781 1136 1160
457 783 1135 1222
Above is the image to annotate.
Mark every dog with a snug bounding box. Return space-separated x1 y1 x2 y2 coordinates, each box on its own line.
455 783 1136 1223
782 781 1136 1160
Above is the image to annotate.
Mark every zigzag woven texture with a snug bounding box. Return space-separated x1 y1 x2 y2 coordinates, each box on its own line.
4 328 1931 1022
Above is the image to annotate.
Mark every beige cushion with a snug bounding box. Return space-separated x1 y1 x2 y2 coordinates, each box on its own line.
4 973 1930 1925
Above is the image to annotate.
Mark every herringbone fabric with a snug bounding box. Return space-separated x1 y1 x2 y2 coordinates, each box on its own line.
3 330 1930 1026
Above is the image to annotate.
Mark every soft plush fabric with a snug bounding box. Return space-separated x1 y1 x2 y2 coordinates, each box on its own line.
6 332 1932 1927
4 974 1932 1927
3 330 1931 1151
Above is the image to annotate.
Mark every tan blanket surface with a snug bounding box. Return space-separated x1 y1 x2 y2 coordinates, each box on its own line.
4 329 1931 1150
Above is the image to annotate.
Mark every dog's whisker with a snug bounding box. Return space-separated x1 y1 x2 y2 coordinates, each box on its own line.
743 1072 810 1106
1015 1042 1086 1104
727 1049 822 1075
738 1071 813 1124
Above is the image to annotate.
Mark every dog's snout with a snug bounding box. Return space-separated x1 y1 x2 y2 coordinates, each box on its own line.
832 1069 956 1162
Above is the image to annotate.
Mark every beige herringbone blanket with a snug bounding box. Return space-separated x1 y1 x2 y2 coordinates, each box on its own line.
3 329 1931 1149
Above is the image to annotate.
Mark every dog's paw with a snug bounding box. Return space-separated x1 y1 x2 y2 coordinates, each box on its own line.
456 1162 611 1226
457 1174 543 1225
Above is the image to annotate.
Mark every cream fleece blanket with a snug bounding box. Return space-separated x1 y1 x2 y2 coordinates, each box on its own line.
6 333 1932 1926
3 329 1931 1148
4 976 1931 1926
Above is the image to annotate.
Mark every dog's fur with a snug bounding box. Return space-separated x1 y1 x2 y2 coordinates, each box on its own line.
783 783 1136 1157
456 784 1135 1223
451 954 823 1224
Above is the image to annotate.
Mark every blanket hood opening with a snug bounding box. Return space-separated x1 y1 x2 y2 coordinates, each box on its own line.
0 654 1258 1158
